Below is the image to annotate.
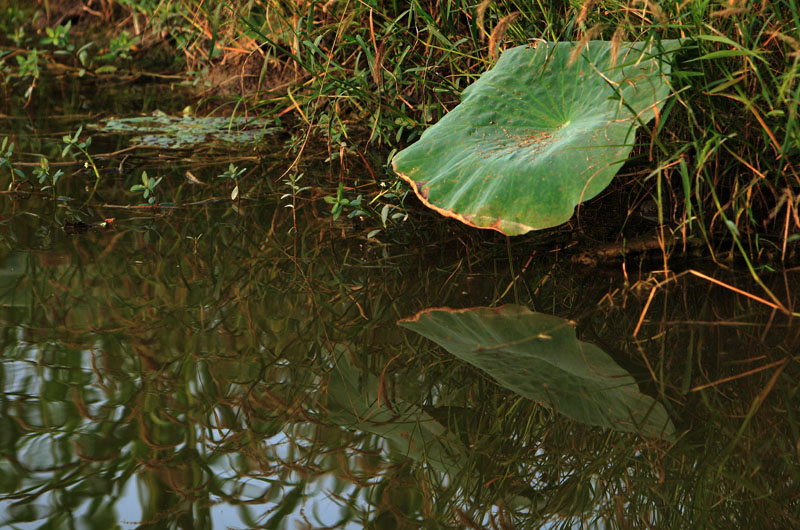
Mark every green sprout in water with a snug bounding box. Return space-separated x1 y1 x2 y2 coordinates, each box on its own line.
324 182 364 221
98 30 134 61
216 163 247 200
62 126 102 205
280 171 309 209
32 157 63 198
1 6 28 47
15 49 39 102
281 172 310 232
36 20 93 75
39 21 72 49
0 137 25 189
130 170 162 205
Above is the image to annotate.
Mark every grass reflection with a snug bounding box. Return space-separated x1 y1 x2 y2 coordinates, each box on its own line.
0 183 798 528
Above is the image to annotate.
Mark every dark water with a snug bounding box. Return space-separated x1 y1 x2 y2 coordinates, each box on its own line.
1 79 799 529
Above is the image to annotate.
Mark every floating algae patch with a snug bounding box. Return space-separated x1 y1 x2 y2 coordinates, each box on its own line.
92 112 279 149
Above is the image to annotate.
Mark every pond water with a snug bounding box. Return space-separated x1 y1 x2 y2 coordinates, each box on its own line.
1 78 799 529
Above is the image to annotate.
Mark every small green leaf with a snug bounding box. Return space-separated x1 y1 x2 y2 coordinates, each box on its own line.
380 204 391 226
724 219 741 237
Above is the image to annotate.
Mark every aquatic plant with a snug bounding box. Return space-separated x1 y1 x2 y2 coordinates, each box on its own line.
32 157 63 198
324 182 364 221
0 138 24 188
61 127 103 205
129 169 162 204
216 163 247 200
392 39 681 235
39 20 72 49
94 114 278 150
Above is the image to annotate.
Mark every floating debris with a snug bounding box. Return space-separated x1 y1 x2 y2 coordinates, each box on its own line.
92 112 279 149
64 218 115 233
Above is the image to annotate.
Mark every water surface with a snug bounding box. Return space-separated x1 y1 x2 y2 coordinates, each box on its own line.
1 77 799 529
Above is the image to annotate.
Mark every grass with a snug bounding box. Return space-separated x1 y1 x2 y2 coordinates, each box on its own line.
2 1 799 258
1 0 798 327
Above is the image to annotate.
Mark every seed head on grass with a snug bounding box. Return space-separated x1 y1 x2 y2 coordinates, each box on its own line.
576 0 596 27
711 7 749 17
610 25 625 66
711 0 749 17
770 31 800 58
635 0 668 27
322 0 338 15
489 12 521 60
568 24 604 66
476 0 494 42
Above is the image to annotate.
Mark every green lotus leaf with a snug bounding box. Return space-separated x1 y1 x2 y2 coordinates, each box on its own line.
399 305 675 439
392 39 681 235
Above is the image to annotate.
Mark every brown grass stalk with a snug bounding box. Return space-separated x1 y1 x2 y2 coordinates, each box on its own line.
476 0 494 42
489 12 521 60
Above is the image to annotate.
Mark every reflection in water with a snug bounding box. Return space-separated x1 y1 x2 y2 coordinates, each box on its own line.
0 198 499 529
0 194 797 528
1 125 800 528
400 305 675 439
